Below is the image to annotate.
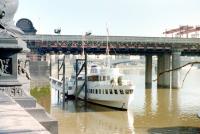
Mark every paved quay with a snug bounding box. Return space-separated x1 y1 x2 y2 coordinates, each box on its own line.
0 92 50 134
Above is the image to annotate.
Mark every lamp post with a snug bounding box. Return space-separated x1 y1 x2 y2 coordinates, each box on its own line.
82 31 92 56
0 9 5 19
54 28 61 46
54 28 66 108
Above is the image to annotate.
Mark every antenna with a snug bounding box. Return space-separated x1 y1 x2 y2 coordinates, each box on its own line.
106 23 109 55
106 23 110 67
82 31 92 57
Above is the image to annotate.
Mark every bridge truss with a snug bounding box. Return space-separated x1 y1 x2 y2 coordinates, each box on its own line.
22 34 200 56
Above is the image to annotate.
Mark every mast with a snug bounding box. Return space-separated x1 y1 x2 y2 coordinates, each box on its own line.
106 24 110 67
106 27 109 55
81 35 85 57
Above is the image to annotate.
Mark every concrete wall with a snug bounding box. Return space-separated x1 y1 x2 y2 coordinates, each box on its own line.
29 61 49 88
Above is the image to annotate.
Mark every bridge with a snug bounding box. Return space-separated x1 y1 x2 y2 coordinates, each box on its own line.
22 34 200 90
22 34 200 55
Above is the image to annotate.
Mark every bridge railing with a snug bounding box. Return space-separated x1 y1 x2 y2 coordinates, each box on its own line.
22 35 200 45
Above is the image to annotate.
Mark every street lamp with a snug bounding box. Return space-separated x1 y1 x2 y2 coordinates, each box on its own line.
54 28 61 34
82 31 92 56
0 9 5 19
85 31 92 36
54 28 61 46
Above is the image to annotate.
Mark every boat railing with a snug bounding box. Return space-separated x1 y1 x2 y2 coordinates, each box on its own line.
87 88 133 95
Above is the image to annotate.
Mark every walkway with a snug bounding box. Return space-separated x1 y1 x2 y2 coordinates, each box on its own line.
0 92 50 134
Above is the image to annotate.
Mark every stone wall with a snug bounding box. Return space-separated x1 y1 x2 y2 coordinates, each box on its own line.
29 61 49 88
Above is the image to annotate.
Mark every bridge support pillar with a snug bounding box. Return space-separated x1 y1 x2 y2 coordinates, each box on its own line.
157 53 170 88
145 55 152 89
157 55 164 88
162 53 171 88
172 50 181 89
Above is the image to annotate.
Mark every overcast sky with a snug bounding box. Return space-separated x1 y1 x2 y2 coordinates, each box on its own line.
14 0 200 36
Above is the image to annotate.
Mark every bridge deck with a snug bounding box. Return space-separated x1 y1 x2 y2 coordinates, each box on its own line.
22 35 200 55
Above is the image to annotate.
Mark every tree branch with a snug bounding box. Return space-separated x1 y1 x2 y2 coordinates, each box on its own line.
153 61 200 82
181 64 193 88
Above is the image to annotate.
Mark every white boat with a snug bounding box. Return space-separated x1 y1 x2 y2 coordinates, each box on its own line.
77 64 134 109
68 28 134 109
67 72 85 98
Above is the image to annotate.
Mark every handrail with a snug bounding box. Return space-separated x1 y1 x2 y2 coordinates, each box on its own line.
21 34 200 45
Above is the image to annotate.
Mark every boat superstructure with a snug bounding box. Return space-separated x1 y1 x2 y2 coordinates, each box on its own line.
78 64 134 109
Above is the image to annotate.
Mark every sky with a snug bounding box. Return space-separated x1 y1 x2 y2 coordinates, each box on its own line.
14 0 200 37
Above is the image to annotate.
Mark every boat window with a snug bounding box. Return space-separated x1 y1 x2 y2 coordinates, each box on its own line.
120 89 124 94
109 89 113 94
78 77 84 80
130 89 133 94
105 89 108 94
107 76 110 80
125 89 129 94
88 75 99 81
114 89 118 94
96 89 98 94
102 89 104 94
118 76 123 86
103 76 106 81
90 68 98 73
101 76 104 81
99 89 101 94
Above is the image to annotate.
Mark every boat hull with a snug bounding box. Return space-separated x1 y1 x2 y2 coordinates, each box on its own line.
87 99 128 109
79 85 134 109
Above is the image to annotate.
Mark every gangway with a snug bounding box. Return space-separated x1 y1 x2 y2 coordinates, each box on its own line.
49 55 66 109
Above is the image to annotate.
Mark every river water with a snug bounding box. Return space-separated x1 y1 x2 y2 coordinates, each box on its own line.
49 65 200 134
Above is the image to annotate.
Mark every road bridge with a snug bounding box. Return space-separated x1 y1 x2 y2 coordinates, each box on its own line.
22 34 200 89
22 34 200 55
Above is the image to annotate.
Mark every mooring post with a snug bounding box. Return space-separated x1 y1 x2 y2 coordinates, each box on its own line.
57 90 60 104
85 53 88 102
75 59 78 101
62 55 66 109
57 55 59 80
145 54 152 89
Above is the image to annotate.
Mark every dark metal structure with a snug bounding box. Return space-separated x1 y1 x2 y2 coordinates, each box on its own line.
22 34 200 56
75 58 87 102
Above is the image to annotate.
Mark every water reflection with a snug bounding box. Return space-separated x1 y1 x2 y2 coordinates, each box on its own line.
48 68 200 134
51 101 135 134
148 126 200 134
